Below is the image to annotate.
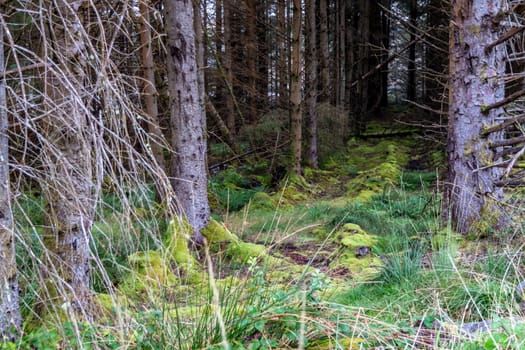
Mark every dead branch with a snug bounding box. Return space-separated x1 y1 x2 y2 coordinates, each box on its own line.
485 26 525 53
495 145 524 159
495 179 525 187
504 145 525 177
350 34 425 88
482 113 525 135
0 62 46 79
482 89 525 113
209 140 290 172
490 135 525 148
206 97 238 153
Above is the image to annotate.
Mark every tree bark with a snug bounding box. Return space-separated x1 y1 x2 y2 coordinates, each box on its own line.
245 0 258 123
447 0 508 235
407 0 417 101
290 0 302 175
165 0 210 242
337 0 346 109
306 0 318 168
0 15 21 340
319 0 329 102
139 1 166 177
278 0 288 107
223 0 236 132
41 0 95 317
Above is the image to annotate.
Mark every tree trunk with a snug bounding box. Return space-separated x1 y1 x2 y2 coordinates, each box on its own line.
447 0 508 235
407 0 417 101
223 0 236 132
306 0 318 168
278 0 288 108
256 0 269 113
0 16 21 340
355 0 371 134
290 0 302 175
139 1 166 176
42 0 95 317
338 0 346 109
380 0 391 107
165 0 210 242
319 0 329 102
245 0 258 123
424 0 448 111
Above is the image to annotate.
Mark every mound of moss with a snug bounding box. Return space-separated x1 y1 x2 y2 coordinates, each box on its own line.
332 223 382 280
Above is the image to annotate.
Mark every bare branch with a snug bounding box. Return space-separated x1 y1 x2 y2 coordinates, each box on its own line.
490 136 525 148
482 89 525 113
482 113 525 135
485 26 525 53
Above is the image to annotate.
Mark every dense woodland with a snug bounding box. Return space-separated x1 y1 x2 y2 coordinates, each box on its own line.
2 0 525 348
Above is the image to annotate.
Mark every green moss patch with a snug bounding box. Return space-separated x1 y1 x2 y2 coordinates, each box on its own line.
332 223 382 279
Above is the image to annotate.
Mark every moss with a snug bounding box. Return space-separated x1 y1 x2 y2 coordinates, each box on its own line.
309 337 366 349
248 192 276 211
332 223 381 279
127 250 179 285
344 140 410 202
226 241 267 264
202 218 239 243
164 218 198 268
470 200 500 239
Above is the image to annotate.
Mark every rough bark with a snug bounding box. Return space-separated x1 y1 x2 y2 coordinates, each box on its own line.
354 0 371 134
306 0 318 168
139 1 166 174
245 0 257 123
447 0 508 235
42 0 95 317
290 0 302 175
256 0 269 112
278 0 288 107
424 0 448 110
165 0 210 242
319 0 330 102
223 0 235 131
380 0 391 107
407 0 417 101
337 0 346 109
0 16 21 340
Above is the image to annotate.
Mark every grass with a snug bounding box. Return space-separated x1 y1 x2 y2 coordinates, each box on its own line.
8 156 525 349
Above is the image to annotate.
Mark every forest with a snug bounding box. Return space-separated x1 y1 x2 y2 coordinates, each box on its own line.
1 0 525 348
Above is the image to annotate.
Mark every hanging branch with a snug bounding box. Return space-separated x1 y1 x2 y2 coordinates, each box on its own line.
485 26 525 53
482 89 525 113
482 113 525 135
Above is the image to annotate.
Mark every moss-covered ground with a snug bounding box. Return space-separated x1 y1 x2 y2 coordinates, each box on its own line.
8 119 525 349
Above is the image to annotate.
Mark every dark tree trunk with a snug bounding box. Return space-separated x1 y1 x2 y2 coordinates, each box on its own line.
319 0 330 102
139 1 166 175
290 0 302 175
278 0 288 108
223 0 236 132
306 0 318 168
407 0 417 101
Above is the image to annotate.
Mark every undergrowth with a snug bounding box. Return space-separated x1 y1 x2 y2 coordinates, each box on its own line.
8 140 525 349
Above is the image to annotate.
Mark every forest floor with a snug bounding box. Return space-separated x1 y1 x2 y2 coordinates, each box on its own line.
11 115 525 349
202 116 525 349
